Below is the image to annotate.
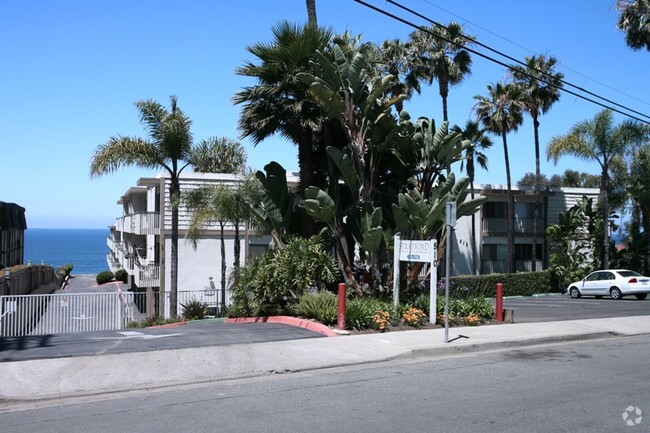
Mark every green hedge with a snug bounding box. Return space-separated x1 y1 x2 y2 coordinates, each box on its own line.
448 270 554 298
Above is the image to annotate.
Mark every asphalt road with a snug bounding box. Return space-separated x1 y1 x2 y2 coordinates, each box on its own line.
504 294 650 323
2 335 649 432
0 320 323 362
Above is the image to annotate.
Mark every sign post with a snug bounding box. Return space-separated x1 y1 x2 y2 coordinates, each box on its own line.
393 236 437 323
445 201 457 343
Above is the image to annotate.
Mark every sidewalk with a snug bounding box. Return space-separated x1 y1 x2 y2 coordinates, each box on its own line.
2 315 650 402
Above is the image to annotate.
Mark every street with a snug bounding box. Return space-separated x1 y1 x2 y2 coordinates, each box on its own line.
2 334 649 432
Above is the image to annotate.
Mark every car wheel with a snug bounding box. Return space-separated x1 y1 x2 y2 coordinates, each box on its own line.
610 287 623 300
569 287 581 299
635 293 648 300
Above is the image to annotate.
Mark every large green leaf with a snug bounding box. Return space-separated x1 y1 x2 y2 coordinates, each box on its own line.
326 146 359 201
299 186 335 224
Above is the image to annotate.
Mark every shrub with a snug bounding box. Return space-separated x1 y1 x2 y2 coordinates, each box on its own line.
96 271 115 285
449 270 554 298
63 263 74 274
126 315 182 328
298 291 337 325
115 269 128 283
181 299 208 320
230 236 339 314
346 298 393 330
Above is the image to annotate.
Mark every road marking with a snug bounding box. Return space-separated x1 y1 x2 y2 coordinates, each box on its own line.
90 331 185 340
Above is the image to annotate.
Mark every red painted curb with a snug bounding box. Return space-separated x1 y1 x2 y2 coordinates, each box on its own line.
225 316 337 337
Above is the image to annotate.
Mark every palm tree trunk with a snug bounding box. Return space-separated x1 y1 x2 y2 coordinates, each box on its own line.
532 117 541 272
601 164 610 269
220 222 226 314
306 0 317 28
502 128 514 274
170 179 180 317
470 178 478 275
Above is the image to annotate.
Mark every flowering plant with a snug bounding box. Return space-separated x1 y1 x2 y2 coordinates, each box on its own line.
402 307 426 327
373 310 391 331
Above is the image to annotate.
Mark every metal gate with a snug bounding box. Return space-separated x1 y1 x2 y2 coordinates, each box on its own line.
0 292 139 337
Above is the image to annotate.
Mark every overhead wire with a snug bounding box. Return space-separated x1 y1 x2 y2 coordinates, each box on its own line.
353 0 650 125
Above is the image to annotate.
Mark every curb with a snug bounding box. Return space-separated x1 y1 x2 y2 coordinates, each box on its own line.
402 331 621 360
225 316 338 337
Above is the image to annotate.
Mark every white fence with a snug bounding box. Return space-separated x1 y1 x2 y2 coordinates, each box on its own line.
0 292 141 337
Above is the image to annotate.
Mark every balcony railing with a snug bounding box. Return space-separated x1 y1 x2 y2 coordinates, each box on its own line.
115 212 160 235
135 264 160 287
482 218 545 234
482 259 545 274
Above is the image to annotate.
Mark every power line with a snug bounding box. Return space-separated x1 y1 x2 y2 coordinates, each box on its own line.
353 0 650 125
417 0 650 111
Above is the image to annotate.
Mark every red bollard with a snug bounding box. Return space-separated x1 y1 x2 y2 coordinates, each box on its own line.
337 283 347 330
496 282 503 322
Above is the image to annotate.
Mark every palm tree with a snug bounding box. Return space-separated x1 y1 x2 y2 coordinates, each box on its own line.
453 120 493 274
409 22 473 122
233 21 332 197
547 109 648 269
190 137 246 173
616 0 650 51
370 38 421 114
474 82 525 273
90 96 192 317
185 184 231 313
510 55 564 270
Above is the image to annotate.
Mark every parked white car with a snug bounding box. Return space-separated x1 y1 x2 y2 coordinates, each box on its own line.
567 270 650 300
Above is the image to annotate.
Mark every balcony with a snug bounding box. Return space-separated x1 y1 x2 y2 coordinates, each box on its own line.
135 264 160 287
482 217 545 235
482 259 544 274
116 212 160 235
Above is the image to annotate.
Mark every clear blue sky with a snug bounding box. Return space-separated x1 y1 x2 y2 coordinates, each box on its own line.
2 0 649 228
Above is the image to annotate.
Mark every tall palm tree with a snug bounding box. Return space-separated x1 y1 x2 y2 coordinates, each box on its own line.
409 22 473 122
185 184 231 313
547 109 649 269
370 38 421 114
474 82 524 273
190 136 246 173
453 120 493 274
510 55 564 270
90 96 192 317
233 21 332 197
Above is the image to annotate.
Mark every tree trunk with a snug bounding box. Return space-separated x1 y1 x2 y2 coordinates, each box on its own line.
600 163 609 269
532 117 541 272
220 221 227 314
470 178 478 275
642 204 650 275
169 179 180 317
306 0 317 28
502 128 514 274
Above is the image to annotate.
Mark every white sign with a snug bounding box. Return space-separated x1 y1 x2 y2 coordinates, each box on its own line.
398 240 436 263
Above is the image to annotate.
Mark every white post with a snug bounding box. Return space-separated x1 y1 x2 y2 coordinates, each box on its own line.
393 235 400 307
429 239 437 324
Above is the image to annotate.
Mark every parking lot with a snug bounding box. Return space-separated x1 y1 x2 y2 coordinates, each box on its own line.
504 294 650 323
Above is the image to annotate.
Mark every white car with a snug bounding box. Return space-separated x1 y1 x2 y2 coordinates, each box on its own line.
567 269 650 300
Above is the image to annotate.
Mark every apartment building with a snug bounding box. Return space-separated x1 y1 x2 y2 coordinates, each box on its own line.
452 185 600 275
106 171 290 317
0 202 27 268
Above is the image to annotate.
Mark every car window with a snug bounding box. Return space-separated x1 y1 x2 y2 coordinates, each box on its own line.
586 272 602 282
603 272 615 280
618 270 641 278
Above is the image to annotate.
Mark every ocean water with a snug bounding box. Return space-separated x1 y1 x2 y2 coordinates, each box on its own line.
24 228 109 275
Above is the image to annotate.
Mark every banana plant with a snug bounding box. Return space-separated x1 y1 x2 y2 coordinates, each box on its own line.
247 161 298 248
